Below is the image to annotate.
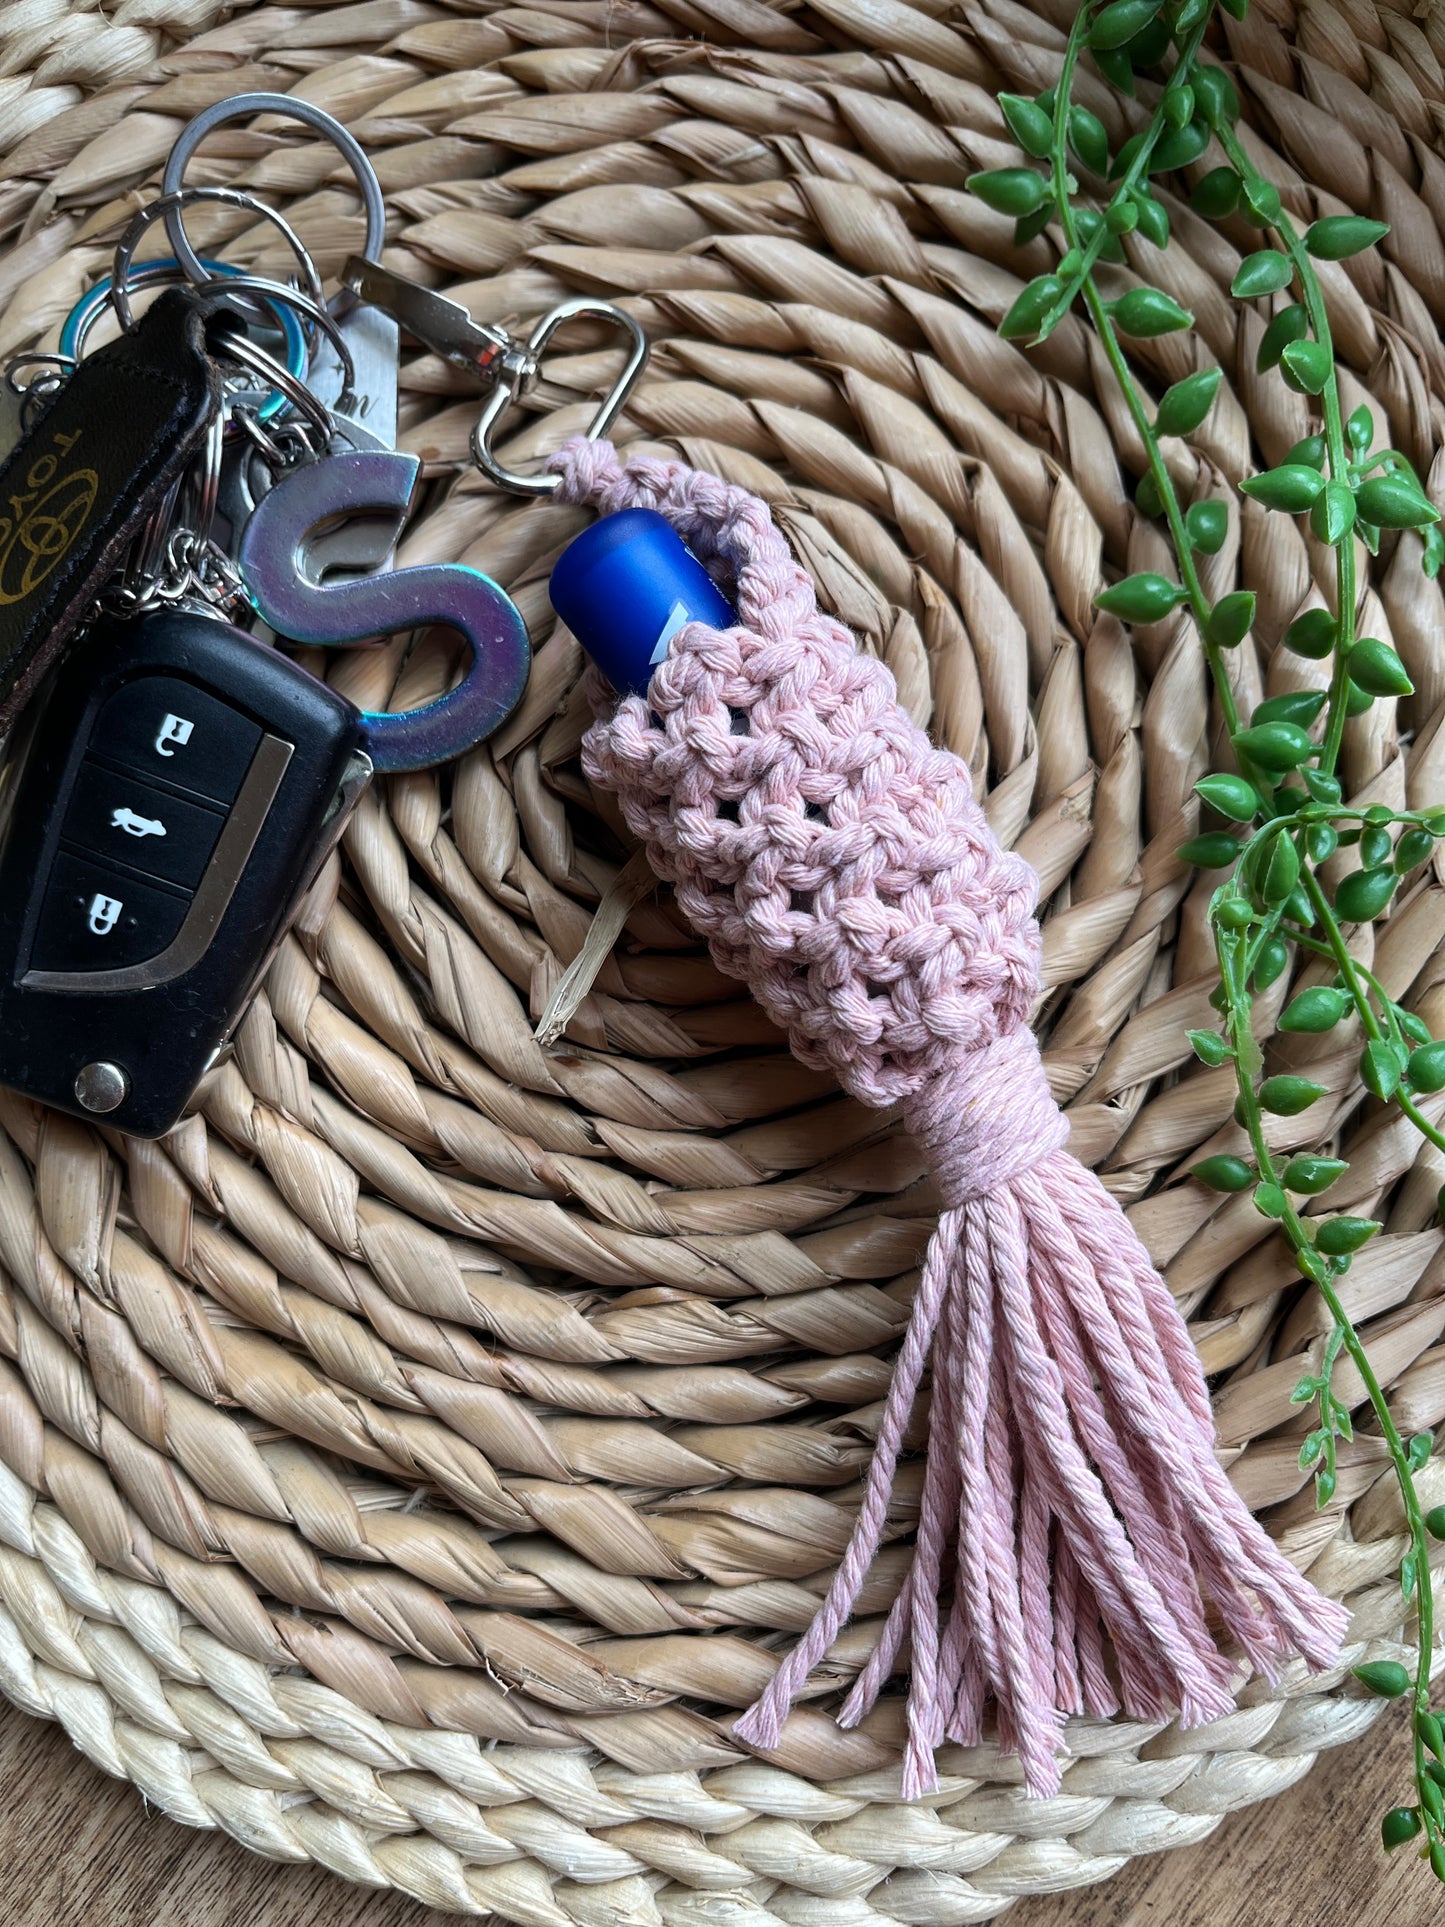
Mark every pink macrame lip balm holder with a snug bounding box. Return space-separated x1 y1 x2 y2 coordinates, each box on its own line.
548 438 1348 1799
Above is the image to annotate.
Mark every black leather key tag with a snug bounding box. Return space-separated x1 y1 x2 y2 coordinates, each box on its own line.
0 288 219 730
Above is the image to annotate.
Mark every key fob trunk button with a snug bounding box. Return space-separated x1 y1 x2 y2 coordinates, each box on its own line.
62 760 227 890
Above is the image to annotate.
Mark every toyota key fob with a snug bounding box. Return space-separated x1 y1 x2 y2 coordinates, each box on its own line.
0 609 370 1135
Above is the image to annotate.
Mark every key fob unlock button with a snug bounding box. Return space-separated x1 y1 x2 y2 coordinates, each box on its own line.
93 675 262 804
63 761 225 891
31 854 190 973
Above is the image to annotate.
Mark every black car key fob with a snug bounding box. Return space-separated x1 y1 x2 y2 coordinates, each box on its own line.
0 608 369 1136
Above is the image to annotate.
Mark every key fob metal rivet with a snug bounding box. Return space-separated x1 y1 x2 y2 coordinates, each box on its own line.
75 1062 128 1113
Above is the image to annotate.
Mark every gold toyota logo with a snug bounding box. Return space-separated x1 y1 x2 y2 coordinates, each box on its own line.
0 433 99 607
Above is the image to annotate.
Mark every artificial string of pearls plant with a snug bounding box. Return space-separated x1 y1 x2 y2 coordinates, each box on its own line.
968 0 1445 1879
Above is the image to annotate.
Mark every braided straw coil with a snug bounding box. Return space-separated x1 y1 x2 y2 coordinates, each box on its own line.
3 0 1445 1915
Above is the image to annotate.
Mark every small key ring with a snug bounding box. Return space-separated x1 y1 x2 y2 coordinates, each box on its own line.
212 327 335 449
193 270 358 407
161 93 387 300
59 257 308 422
469 298 648 497
112 187 325 332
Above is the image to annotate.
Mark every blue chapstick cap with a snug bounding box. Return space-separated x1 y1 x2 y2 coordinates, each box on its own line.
549 507 736 697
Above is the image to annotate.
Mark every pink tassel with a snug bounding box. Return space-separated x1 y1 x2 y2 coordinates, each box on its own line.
552 440 1350 1798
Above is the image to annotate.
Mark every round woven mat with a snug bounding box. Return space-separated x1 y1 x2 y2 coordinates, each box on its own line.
2 0 1444 1916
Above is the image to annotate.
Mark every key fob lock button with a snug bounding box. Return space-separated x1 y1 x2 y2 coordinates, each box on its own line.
31 853 190 973
93 675 262 804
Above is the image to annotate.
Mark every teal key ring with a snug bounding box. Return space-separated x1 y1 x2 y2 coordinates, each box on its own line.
59 257 307 423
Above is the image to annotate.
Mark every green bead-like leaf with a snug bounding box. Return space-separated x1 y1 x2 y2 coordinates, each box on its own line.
1232 249 1294 298
1195 772 1261 821
1176 832 1241 868
1311 481 1357 545
1253 689 1326 728
1286 434 1328 471
999 274 1065 341
1345 678 1374 716
1317 1214 1381 1254
1239 464 1327 512
1192 166 1240 219
1354 474 1441 529
1254 934 1289 988
1303 768 1343 805
1258 1075 1326 1115
1124 15 1172 66
1193 62 1239 126
1279 987 1348 1033
1187 1027 1232 1066
1346 403 1374 452
1012 205 1052 247
1283 607 1337 658
1088 0 1163 48
1426 1506 1445 1541
1335 865 1397 922
1409 1430 1434 1471
1254 1181 1288 1219
1152 119 1211 171
1360 823 1393 870
1255 303 1308 373
1396 826 1434 872
1360 1038 1402 1099
967 168 1048 216
1307 822 1338 863
1381 1807 1421 1852
1206 590 1255 649
1186 499 1228 553
1282 1155 1348 1194
1136 471 1164 518
1192 1154 1255 1192
1349 635 1414 697
1067 103 1109 172
1280 337 1332 394
1400 1009 1432 1045
1109 287 1193 337
1305 215 1390 260
1231 720 1314 771
1356 1660 1411 1698
1407 1040 1445 1094
1091 44 1135 92
1260 829 1300 903
1000 94 1054 159
1096 571 1186 621
1242 175 1282 223
1155 367 1222 438
1132 189 1169 249
1215 898 1255 930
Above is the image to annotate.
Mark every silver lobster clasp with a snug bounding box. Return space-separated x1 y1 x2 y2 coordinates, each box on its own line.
340 260 647 497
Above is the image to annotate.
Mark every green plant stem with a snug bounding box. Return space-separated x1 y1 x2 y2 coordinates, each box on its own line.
1048 9 1242 748
1212 119 1358 775
1216 920 1437 1841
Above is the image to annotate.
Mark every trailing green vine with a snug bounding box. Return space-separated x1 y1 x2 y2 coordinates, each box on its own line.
969 0 1445 1881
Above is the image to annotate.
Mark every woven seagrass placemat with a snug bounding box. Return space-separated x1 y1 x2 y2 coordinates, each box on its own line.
1 0 1444 1917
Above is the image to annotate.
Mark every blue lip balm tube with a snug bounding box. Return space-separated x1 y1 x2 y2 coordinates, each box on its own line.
548 507 736 696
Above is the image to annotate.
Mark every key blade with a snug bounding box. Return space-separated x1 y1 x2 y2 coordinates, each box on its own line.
311 300 399 453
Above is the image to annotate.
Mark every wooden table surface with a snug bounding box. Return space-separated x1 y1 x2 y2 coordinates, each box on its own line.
0 1699 1429 1927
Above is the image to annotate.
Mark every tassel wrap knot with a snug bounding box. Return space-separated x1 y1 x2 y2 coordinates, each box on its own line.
552 439 1349 1800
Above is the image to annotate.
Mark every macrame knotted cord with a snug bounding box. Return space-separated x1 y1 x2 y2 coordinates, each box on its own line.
552 438 1350 1797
